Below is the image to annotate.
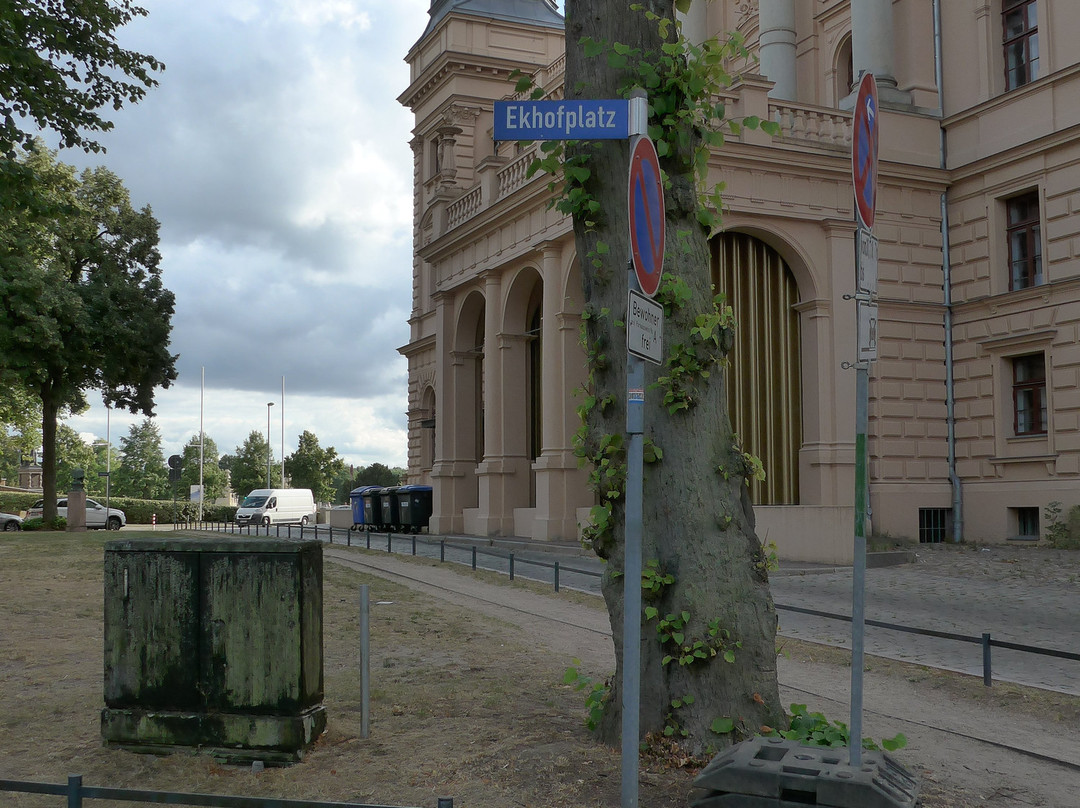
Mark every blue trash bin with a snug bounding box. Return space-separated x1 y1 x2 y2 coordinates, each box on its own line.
396 485 433 534
349 485 381 530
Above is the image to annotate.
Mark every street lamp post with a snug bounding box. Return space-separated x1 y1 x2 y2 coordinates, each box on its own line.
266 402 274 488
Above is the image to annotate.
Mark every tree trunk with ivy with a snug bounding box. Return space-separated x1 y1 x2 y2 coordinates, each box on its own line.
563 0 785 754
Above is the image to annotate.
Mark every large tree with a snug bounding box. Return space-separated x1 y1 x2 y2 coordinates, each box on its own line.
179 434 228 503
54 423 101 495
110 417 167 500
0 375 41 485
0 145 177 520
558 2 784 752
333 462 403 502
0 0 162 157
284 430 346 503
230 431 280 500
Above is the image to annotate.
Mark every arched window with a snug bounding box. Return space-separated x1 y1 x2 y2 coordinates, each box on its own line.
835 33 854 104
711 232 802 505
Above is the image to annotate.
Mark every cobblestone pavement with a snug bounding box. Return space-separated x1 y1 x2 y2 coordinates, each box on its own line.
770 543 1080 694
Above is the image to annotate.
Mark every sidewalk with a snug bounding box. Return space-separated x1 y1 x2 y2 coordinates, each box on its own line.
324 544 1080 808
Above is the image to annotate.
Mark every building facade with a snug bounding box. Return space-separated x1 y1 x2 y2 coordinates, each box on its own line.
398 0 1080 560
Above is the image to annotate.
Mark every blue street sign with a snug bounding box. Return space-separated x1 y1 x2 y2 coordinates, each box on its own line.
493 99 630 141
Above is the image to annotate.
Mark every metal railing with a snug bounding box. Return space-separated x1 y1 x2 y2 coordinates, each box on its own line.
320 528 1079 690
774 602 1080 687
0 775 452 808
167 521 1079 688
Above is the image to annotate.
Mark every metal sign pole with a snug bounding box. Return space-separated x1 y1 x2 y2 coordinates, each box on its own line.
848 72 877 770
850 361 868 768
620 89 650 808
621 273 645 808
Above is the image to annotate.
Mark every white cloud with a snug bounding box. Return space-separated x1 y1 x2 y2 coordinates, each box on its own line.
40 0 432 476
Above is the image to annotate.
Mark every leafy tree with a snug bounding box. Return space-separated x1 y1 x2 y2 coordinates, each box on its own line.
54 423 100 495
110 418 167 499
333 462 403 502
229 431 280 499
0 375 41 485
553 1 784 751
284 431 345 503
91 438 120 498
0 144 177 520
179 434 227 503
0 0 163 157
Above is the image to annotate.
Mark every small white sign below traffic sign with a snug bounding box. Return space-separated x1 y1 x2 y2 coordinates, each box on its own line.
857 300 879 363
627 289 664 365
858 231 878 295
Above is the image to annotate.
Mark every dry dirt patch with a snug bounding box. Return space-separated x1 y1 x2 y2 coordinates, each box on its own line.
2 532 1076 808
0 532 688 807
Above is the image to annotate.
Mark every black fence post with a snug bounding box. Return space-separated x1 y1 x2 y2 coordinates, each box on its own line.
387 533 392 553
471 546 477 571
554 561 560 593
983 632 992 686
412 535 417 555
440 540 445 562
366 530 371 550
509 552 515 581
67 774 82 808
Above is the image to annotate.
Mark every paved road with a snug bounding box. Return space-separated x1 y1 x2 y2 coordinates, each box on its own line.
771 562 1080 695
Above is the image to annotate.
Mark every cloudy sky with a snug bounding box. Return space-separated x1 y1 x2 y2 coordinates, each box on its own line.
57 0 441 472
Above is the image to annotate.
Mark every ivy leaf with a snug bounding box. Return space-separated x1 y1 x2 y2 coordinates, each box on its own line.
582 37 604 59
711 717 735 734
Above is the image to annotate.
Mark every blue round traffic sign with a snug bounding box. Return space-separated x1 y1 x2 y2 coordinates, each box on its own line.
852 72 878 231
628 135 665 297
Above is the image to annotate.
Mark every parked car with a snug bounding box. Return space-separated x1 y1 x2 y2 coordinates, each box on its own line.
27 498 126 530
0 512 22 531
235 488 316 527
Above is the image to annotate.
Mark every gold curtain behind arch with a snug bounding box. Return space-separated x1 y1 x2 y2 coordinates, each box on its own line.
711 233 802 505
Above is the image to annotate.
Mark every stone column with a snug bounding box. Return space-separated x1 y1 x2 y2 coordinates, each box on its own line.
759 0 797 101
429 294 469 534
848 0 912 106
475 272 513 535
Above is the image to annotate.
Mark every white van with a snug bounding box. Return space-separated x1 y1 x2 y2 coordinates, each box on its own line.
235 488 316 527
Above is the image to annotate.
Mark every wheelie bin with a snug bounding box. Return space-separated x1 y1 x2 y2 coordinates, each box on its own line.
360 487 382 531
349 485 381 531
378 487 401 532
396 485 433 534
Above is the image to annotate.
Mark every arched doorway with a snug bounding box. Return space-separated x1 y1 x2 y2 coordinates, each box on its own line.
711 232 802 505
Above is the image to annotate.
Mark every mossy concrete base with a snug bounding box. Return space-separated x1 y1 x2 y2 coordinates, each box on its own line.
101 704 327 765
102 536 325 765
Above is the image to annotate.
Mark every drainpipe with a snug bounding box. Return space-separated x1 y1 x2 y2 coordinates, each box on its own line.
934 0 963 542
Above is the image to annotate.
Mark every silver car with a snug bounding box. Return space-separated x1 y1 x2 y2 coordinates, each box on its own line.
0 512 22 531
27 498 126 530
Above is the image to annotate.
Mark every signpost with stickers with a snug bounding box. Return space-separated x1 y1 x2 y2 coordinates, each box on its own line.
494 89 661 808
849 71 879 769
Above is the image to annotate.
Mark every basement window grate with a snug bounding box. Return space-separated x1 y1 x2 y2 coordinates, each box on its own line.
918 508 952 543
